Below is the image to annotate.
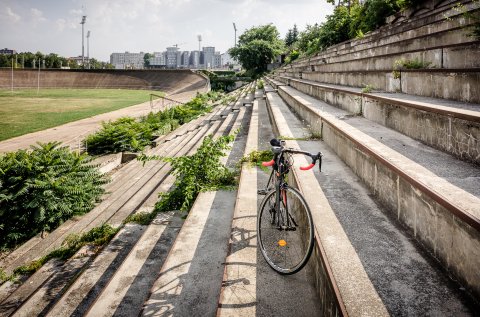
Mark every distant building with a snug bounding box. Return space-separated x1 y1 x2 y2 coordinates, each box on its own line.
0 48 17 55
149 52 166 68
110 45 231 70
110 51 145 69
214 51 222 68
165 47 180 68
180 51 190 68
202 46 215 69
189 51 201 69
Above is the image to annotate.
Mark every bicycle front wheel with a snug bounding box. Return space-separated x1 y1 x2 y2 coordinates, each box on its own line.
257 186 314 274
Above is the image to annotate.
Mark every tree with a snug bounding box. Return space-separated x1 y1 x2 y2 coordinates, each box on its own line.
229 24 284 76
144 53 153 68
292 24 299 43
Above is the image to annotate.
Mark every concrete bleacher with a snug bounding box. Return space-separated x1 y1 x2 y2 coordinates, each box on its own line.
277 0 480 103
262 0 480 313
0 84 255 315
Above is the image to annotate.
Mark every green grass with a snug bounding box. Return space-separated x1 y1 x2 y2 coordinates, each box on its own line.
0 88 163 141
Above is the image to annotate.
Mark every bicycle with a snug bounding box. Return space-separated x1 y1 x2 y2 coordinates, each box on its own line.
257 138 322 274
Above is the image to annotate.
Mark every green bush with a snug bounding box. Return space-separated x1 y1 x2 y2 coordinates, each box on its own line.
85 117 155 154
0 142 109 250
154 133 236 212
85 92 224 155
296 0 421 56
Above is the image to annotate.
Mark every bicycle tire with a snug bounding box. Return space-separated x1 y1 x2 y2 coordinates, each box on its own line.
257 186 314 274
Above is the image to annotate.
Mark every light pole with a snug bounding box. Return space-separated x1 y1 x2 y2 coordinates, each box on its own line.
37 60 41 94
233 22 237 47
11 56 14 92
87 30 90 69
80 15 87 68
197 34 202 52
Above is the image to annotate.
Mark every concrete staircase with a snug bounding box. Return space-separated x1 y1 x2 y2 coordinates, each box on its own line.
257 1 480 313
0 84 254 316
279 0 480 104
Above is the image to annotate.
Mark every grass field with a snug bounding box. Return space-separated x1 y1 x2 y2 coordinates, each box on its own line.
0 89 163 141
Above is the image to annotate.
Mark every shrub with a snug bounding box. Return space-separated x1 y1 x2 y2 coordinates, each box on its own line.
0 142 109 249
85 92 224 155
85 117 155 154
152 133 237 212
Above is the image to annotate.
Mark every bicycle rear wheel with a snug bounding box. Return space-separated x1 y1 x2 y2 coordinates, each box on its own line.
257 186 314 274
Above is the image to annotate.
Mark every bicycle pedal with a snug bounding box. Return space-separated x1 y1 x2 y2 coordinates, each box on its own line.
257 189 268 195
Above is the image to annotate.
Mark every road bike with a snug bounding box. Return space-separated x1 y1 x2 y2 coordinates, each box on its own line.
257 138 322 274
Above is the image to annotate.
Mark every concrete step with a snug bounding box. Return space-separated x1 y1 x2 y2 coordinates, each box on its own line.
264 82 480 308
217 94 322 316
2 246 95 317
141 190 237 316
140 93 253 316
270 76 480 165
313 42 480 72
292 1 479 69
72 96 249 317
0 89 248 316
281 68 480 104
0 96 239 275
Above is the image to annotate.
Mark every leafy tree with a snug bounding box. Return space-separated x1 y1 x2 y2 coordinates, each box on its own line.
144 53 153 68
229 24 284 76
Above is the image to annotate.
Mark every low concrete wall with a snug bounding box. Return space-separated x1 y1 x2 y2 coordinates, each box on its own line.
276 77 480 165
275 84 480 299
302 71 401 93
265 97 346 317
401 70 480 103
362 96 480 165
296 70 480 103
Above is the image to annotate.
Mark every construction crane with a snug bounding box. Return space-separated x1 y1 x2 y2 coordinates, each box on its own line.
172 42 187 48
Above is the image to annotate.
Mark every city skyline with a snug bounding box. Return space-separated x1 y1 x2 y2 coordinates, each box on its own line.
0 0 333 62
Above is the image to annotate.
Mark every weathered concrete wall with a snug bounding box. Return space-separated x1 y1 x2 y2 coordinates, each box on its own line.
276 85 480 299
276 76 480 164
310 49 444 72
401 71 480 103
302 71 401 93
294 3 479 67
288 80 363 114
362 97 480 164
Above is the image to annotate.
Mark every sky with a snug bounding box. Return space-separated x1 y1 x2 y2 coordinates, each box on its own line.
0 0 333 62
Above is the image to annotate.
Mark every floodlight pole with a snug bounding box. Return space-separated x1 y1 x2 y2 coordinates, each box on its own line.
81 15 87 68
233 23 237 47
87 30 91 69
37 60 41 94
11 56 14 92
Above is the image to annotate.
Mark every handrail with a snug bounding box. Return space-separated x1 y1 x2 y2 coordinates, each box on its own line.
150 94 184 113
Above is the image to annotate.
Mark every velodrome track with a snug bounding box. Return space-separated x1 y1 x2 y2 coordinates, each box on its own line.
0 69 209 153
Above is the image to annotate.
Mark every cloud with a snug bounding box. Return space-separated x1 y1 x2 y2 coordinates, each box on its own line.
31 8 47 23
1 7 21 23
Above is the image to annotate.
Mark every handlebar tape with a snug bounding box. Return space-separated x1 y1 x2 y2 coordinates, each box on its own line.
262 160 275 167
300 163 315 171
